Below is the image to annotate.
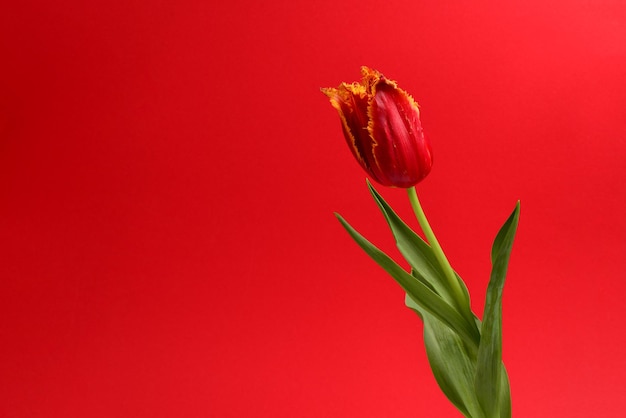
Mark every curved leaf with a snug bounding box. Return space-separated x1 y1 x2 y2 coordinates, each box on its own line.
406 294 485 418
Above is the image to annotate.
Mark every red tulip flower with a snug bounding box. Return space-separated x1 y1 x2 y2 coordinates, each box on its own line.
325 67 520 417
322 66 433 188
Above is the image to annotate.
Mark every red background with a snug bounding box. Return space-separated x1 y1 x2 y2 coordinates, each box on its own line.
1 0 625 416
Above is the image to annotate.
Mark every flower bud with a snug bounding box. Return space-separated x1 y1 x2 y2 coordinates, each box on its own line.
322 67 433 188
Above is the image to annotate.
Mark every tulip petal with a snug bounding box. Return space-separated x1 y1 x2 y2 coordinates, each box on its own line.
368 78 432 188
322 85 378 179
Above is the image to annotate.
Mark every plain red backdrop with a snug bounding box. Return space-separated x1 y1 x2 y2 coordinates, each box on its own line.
1 0 625 416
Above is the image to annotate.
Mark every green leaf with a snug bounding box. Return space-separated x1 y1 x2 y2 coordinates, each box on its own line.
406 294 486 418
335 213 480 350
367 181 475 325
475 202 520 418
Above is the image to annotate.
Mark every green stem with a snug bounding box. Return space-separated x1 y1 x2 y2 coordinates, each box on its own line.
407 186 466 310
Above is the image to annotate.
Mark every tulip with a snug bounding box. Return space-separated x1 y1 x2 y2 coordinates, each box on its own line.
322 66 433 188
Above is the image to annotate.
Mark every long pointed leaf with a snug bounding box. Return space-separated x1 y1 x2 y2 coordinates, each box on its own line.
336 213 480 350
475 202 520 418
367 181 475 325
